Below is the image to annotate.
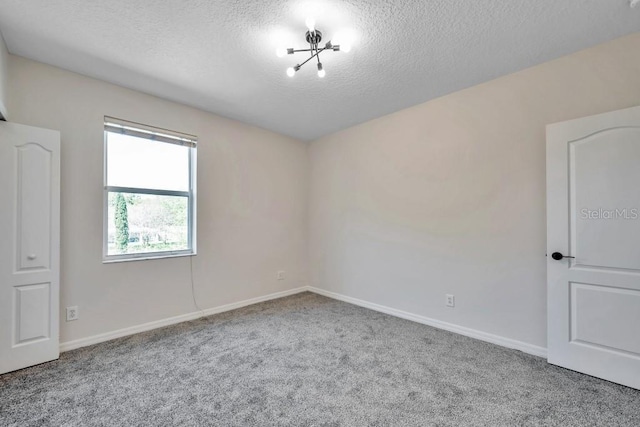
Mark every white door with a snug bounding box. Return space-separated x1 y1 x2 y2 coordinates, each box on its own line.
0 122 60 374
547 106 640 389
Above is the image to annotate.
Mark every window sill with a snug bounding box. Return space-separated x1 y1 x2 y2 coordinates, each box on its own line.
102 251 196 264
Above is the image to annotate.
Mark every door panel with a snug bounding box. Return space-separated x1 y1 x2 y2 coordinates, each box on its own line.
571 128 640 271
571 282 640 355
547 105 640 390
14 283 51 345
16 143 52 272
0 122 60 374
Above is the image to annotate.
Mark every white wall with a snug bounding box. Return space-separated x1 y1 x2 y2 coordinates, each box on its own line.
0 31 8 119
8 55 309 344
308 33 640 349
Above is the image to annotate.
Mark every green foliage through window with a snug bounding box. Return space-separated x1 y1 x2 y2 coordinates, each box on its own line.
114 192 129 252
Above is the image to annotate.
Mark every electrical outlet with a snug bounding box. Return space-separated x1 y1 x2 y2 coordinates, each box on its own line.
66 306 79 321
445 294 455 308
276 270 285 280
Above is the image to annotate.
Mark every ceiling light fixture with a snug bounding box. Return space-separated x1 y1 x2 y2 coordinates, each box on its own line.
277 18 349 78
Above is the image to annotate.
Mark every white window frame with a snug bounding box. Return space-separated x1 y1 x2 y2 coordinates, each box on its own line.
102 116 197 262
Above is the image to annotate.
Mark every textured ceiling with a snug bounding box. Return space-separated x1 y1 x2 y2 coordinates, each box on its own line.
0 1 639 140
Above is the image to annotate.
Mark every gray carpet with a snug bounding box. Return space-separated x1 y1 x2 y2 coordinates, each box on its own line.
1 292 639 426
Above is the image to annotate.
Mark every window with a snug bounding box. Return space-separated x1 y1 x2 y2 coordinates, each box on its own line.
103 117 196 261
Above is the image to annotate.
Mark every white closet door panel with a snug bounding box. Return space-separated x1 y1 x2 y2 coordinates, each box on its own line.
16 143 52 272
0 121 60 374
14 282 51 345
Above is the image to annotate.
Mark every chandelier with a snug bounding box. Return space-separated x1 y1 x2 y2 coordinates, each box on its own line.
276 18 352 78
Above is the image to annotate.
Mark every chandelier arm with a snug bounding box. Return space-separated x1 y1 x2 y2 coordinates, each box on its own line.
309 40 315 60
296 47 327 69
290 46 336 55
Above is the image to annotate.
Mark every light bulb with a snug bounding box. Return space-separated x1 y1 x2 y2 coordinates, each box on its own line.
333 30 355 53
305 17 315 32
276 47 287 58
286 67 296 77
317 62 325 78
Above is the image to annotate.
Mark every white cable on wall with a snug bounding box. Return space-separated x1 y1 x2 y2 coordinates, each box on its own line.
189 255 205 315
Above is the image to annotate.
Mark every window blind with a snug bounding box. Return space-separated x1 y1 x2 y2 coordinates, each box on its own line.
104 116 197 148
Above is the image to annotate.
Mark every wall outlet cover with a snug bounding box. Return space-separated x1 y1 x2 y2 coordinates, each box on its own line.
446 294 455 308
66 306 79 321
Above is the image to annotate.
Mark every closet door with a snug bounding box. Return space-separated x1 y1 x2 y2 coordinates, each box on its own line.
0 122 60 374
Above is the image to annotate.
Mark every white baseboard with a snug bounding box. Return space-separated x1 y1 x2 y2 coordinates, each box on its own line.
59 286 309 352
307 286 548 358
61 285 547 359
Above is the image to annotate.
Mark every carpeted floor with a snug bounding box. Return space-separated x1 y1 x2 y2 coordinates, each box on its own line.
1 292 639 426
